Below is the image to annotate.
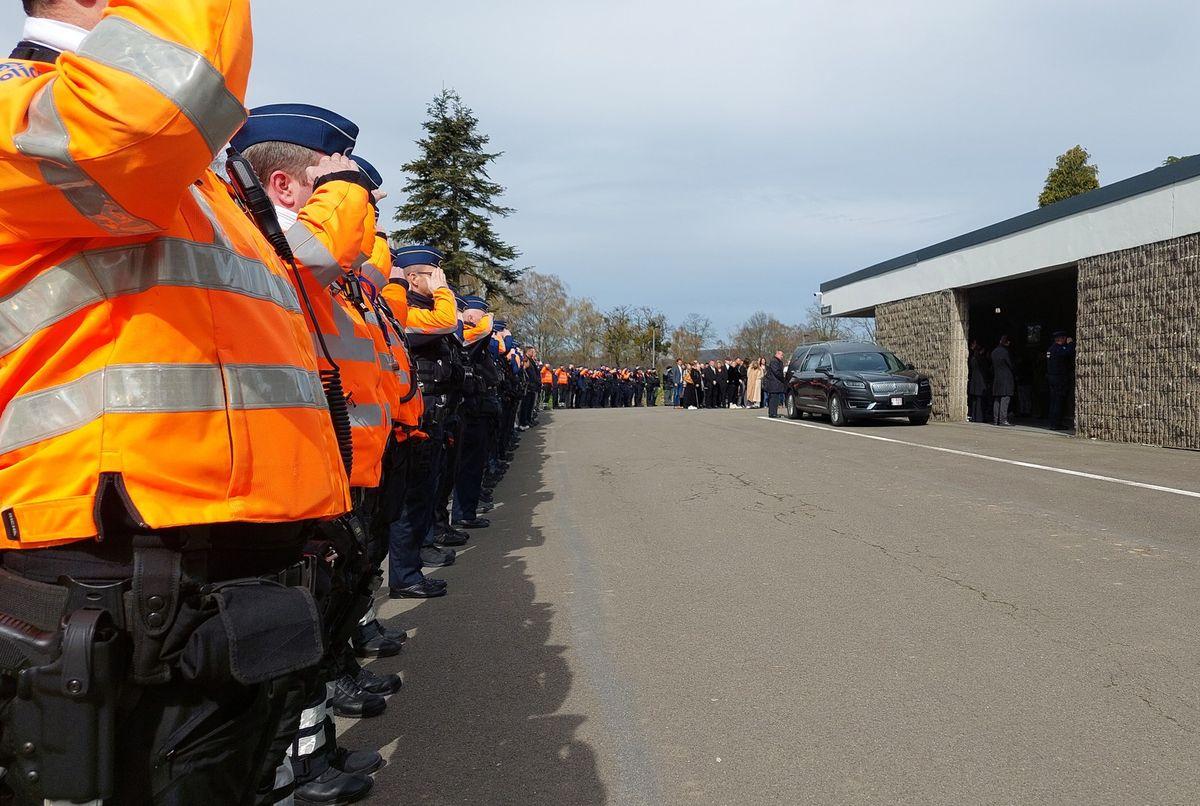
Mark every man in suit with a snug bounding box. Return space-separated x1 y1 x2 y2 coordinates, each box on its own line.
991 335 1016 426
764 350 788 418
671 359 686 407
701 361 718 408
725 360 740 407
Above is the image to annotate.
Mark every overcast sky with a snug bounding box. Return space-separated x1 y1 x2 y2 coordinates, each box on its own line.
6 1 1198 338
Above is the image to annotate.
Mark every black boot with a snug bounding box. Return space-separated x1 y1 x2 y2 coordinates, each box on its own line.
421 545 456 567
433 525 469 547
352 621 403 659
294 765 374 805
330 674 387 718
353 664 403 696
330 745 385 776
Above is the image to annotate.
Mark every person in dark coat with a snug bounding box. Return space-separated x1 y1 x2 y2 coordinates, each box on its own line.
712 361 728 408
1046 331 1076 430
645 367 660 407
967 339 988 424
763 350 788 418
701 361 718 408
725 361 740 407
990 335 1016 426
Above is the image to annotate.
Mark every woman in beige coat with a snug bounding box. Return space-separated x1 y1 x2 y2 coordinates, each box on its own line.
746 358 765 407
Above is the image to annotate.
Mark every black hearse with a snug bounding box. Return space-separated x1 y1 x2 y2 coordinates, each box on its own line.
784 341 933 426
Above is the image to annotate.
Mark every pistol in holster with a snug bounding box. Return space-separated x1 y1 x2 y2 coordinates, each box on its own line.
1 577 127 803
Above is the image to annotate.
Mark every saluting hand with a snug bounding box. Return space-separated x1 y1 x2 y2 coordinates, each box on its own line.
305 153 359 185
427 267 448 291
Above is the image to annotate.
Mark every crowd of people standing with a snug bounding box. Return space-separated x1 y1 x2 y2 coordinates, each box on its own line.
515 357 789 412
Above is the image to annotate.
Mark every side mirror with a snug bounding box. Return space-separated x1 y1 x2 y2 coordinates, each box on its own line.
905 362 915 370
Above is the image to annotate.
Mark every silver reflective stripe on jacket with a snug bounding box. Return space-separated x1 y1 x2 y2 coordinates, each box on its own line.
286 224 344 287
377 351 399 372
13 82 157 236
0 363 325 454
77 16 246 154
0 239 301 359
360 260 387 290
323 303 377 363
348 403 385 430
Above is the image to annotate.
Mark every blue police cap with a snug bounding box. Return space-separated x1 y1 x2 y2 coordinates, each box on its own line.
351 155 383 189
461 295 489 312
231 103 358 156
392 245 444 269
494 319 508 331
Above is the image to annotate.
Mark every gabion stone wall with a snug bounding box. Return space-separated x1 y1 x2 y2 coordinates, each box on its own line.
874 290 969 421
1077 235 1200 450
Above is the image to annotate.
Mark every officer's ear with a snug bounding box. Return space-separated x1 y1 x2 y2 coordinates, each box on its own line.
266 170 302 209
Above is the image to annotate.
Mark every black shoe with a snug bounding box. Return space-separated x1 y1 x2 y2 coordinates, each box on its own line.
453 518 490 529
294 765 374 805
502 452 515 461
330 745 385 776
477 501 494 514
390 579 448 598
359 618 406 645
330 675 387 718
420 545 456 567
434 526 469 547
354 665 403 696
351 622 402 659
350 628 403 662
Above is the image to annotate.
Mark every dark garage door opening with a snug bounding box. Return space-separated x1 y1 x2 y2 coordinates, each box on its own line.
967 266 1078 428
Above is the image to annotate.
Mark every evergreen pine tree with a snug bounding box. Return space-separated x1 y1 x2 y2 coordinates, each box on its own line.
1038 145 1100 207
392 89 521 296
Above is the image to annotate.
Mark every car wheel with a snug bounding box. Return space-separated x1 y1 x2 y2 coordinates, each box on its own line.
828 394 847 427
909 415 930 426
785 392 801 420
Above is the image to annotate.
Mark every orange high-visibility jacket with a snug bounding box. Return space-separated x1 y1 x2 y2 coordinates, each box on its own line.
555 369 569 385
463 314 494 346
0 0 351 547
541 366 553 385
285 182 391 489
356 219 422 439
396 286 457 337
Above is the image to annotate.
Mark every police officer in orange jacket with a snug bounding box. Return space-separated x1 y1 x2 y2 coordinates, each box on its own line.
231 105 402 805
387 246 459 598
0 1 352 803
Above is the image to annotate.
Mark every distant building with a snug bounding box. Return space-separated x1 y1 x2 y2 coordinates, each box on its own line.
821 157 1200 450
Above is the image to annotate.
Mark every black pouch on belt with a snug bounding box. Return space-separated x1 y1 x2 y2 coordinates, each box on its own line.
179 581 322 687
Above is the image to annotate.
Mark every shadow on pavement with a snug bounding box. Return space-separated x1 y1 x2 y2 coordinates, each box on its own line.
340 413 609 806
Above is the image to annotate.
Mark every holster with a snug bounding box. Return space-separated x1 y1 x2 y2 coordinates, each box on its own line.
3 601 125 803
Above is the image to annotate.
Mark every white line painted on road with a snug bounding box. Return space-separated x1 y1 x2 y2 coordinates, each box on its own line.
759 416 1200 500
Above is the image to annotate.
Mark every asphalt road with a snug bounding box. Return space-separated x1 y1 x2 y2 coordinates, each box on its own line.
342 407 1200 806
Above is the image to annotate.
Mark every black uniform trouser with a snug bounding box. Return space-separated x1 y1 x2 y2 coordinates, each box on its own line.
498 396 516 456
0 521 317 806
389 419 445 588
1047 377 1069 427
453 412 492 522
519 389 536 426
647 386 658 406
433 413 465 533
